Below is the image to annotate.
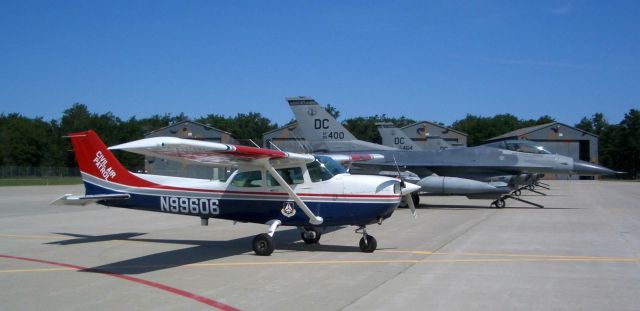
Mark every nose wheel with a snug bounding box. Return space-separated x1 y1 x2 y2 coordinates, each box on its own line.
356 226 377 253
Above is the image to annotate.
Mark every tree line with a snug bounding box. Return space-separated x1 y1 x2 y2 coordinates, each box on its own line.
0 103 638 178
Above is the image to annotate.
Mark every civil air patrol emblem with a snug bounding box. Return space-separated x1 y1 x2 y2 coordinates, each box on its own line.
281 202 296 218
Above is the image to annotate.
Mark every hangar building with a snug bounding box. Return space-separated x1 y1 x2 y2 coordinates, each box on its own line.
400 121 468 147
144 120 238 180
262 122 313 153
486 122 599 180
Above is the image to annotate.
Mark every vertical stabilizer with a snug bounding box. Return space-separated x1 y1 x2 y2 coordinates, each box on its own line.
287 97 396 152
68 130 154 188
287 97 357 142
376 123 423 151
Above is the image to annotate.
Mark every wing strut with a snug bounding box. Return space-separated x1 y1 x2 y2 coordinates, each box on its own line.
260 159 324 225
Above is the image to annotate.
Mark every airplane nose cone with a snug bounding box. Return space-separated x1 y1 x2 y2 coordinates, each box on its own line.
401 182 421 196
572 160 616 176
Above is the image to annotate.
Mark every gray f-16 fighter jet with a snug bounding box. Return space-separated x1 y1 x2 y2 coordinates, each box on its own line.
377 122 555 197
287 97 616 208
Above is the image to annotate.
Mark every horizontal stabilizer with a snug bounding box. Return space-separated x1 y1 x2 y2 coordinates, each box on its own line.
50 193 131 206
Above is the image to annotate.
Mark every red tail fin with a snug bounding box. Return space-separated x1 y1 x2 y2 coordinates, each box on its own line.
69 130 154 187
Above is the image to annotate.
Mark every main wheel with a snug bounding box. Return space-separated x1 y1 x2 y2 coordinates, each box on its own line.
359 235 377 253
301 228 321 244
495 199 506 209
412 193 420 206
252 233 275 256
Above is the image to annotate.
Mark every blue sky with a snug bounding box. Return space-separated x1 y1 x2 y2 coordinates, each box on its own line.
1 1 638 127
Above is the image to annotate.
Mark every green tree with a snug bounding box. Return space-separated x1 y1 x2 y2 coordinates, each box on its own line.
0 114 51 167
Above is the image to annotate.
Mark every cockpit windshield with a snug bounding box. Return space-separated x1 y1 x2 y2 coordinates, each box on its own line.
316 155 348 175
485 140 553 154
307 156 347 182
503 141 552 154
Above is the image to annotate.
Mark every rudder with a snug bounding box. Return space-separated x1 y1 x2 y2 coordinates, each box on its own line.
69 130 153 187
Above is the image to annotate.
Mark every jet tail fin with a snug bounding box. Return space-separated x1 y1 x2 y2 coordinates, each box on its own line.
287 97 357 142
287 97 396 152
376 123 423 151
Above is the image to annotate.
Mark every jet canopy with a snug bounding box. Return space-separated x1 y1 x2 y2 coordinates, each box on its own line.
486 140 552 155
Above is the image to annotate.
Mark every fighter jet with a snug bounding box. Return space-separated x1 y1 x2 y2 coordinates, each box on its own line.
378 122 553 197
287 97 616 208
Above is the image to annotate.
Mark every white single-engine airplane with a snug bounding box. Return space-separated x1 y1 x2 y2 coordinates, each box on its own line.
53 130 419 255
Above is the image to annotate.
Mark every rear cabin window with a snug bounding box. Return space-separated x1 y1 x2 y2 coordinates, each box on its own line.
231 170 263 187
267 167 304 186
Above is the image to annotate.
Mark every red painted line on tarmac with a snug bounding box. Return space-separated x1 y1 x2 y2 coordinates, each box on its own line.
0 254 240 311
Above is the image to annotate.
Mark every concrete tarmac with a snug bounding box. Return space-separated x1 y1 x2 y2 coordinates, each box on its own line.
1 180 639 310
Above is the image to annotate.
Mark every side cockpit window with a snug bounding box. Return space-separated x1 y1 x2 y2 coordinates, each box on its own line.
267 167 304 186
231 170 263 187
307 160 335 182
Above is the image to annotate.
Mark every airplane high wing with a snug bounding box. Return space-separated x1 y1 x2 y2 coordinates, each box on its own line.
109 135 322 225
52 130 420 255
109 136 315 167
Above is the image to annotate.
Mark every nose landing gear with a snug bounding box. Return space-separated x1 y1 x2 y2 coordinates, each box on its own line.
356 226 377 253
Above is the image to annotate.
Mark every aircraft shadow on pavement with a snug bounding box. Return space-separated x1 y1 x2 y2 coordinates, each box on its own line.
414 205 581 210
47 227 358 275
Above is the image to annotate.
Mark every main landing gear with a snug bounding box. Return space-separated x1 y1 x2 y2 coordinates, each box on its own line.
491 192 545 209
300 227 322 244
252 220 281 256
252 221 379 256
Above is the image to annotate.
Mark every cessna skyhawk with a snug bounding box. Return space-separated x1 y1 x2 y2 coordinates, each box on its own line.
53 130 419 255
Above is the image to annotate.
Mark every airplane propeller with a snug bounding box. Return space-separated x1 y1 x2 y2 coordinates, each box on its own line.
393 154 419 219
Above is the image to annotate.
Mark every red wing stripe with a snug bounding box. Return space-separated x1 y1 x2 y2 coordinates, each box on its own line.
229 145 286 159
0 254 239 311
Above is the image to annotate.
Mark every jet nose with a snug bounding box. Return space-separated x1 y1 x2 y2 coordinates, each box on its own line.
572 160 616 176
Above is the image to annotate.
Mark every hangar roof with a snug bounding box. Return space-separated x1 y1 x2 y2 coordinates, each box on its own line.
145 120 235 137
487 122 597 141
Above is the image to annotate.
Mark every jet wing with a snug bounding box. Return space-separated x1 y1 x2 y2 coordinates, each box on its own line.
109 137 315 167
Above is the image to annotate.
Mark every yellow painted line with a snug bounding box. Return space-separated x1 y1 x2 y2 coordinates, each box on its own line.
379 250 434 255
0 267 74 273
2 257 639 274
379 249 640 261
183 257 640 268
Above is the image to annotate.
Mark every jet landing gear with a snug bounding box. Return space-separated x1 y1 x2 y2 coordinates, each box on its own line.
356 226 377 253
491 194 544 209
491 198 506 208
300 227 322 244
253 220 281 256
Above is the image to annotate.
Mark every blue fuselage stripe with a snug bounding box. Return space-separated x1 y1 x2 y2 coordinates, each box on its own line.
84 182 398 226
